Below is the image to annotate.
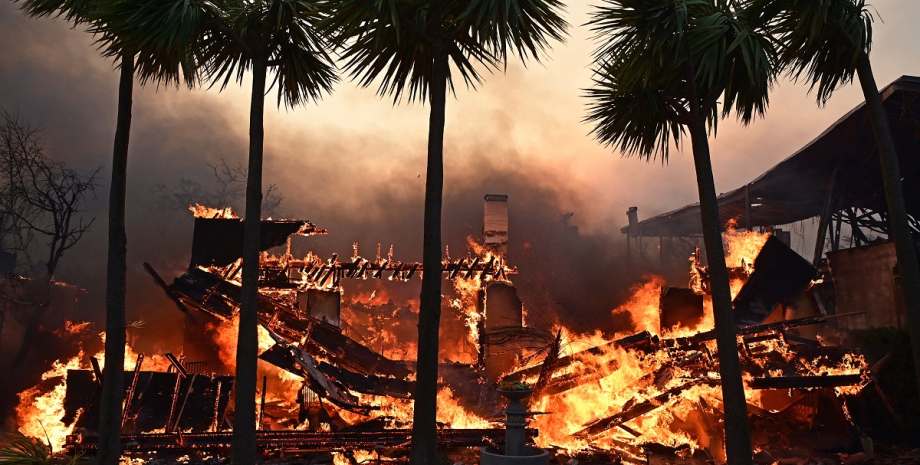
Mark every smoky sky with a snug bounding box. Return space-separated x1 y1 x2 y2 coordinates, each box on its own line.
2 0 920 348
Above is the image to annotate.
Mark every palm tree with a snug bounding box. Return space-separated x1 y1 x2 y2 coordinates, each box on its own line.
13 2 200 464
322 1 566 463
585 1 777 464
758 0 920 406
207 6 337 462
103 1 338 462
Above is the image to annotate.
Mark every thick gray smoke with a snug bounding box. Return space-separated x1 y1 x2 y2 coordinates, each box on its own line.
0 2 684 358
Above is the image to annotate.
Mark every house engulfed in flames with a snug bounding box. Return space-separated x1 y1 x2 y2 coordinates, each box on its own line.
13 192 881 465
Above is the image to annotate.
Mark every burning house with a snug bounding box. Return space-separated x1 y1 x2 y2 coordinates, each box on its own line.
7 77 920 465
11 187 896 465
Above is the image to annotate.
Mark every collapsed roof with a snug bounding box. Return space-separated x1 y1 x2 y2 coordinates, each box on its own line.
622 75 920 237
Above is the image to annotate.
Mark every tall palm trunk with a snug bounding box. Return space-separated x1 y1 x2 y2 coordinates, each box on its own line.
98 52 134 465
685 70 753 465
853 52 920 400
232 56 267 465
409 47 448 465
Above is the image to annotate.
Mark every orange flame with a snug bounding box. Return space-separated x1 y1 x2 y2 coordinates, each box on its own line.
189 203 238 219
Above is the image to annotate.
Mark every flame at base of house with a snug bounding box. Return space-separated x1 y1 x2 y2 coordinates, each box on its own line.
10 210 883 464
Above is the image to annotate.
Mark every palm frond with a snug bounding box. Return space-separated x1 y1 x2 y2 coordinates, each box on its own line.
89 0 218 89
462 0 568 66
16 0 96 24
323 0 564 104
266 0 339 107
584 57 687 163
0 432 81 465
584 0 777 160
761 0 873 105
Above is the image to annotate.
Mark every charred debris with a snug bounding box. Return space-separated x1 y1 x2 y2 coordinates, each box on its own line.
3 198 893 464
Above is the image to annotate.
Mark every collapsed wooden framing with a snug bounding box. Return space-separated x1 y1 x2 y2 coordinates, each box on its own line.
58 217 872 459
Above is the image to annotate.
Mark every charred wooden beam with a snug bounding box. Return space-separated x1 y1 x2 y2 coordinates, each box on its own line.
405 263 419 279
170 373 198 432
164 353 188 378
211 381 222 432
165 372 183 432
143 263 197 322
258 375 267 431
65 428 534 454
90 356 103 387
748 374 863 390
508 331 657 381
686 311 867 345
575 379 717 438
121 354 144 428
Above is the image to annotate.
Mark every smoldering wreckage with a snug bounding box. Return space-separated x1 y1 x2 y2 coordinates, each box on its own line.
11 194 911 465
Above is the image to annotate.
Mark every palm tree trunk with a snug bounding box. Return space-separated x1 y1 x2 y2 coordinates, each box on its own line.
684 69 752 465
97 52 134 465
853 52 920 401
232 57 267 465
409 47 448 465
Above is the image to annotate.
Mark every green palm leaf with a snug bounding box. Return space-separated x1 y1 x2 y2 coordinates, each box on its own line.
755 0 872 105
585 0 776 162
323 0 566 103
0 433 81 465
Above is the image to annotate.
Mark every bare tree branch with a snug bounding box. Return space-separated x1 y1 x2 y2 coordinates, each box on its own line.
151 158 284 219
0 108 99 278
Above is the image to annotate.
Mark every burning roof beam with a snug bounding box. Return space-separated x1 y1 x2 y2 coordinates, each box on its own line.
575 379 720 438
166 267 413 379
258 253 516 287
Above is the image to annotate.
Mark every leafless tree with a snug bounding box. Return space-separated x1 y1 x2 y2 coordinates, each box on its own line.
0 108 99 405
151 159 284 219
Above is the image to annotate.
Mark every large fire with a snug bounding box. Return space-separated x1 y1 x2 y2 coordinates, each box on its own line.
15 324 172 451
12 224 869 462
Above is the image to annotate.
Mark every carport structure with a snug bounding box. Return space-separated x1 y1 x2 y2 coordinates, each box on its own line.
623 76 920 264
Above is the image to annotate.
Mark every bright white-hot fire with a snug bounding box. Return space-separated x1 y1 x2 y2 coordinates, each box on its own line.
723 224 770 271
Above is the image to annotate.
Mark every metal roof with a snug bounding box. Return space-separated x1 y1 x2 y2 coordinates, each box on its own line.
622 75 920 237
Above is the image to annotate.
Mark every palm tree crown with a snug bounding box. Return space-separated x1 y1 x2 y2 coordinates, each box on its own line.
585 0 776 161
324 0 567 102
95 0 337 104
18 0 202 88
756 0 872 105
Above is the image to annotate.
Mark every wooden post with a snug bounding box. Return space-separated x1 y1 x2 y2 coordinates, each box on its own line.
744 185 752 231
121 353 144 428
258 375 268 430
626 207 639 265
212 381 222 432
659 237 664 271
813 167 840 265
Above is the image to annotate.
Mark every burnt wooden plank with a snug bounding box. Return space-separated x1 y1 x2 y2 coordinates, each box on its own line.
748 374 863 389
575 379 716 438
